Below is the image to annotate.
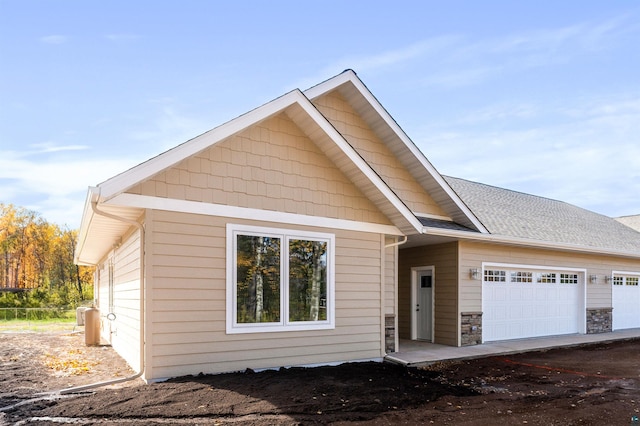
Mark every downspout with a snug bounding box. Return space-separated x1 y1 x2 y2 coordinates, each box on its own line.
57 199 146 395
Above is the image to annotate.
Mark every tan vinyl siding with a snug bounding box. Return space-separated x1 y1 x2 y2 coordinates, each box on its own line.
399 242 459 346
313 92 449 218
458 241 640 311
146 209 384 379
126 112 391 226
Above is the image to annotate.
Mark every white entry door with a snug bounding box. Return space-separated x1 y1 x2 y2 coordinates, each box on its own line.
416 270 433 341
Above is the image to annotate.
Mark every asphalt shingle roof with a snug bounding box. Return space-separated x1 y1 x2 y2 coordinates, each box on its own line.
444 176 640 254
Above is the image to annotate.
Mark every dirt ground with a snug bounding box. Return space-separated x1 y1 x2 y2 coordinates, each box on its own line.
1 331 639 425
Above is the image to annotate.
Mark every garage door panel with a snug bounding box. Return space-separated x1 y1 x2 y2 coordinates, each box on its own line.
483 267 583 342
613 275 640 330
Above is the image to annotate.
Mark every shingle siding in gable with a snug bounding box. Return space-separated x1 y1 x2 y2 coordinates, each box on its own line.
127 112 392 226
313 91 450 219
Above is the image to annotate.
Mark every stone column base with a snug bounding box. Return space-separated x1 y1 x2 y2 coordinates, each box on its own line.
461 312 482 346
586 308 612 334
385 315 396 353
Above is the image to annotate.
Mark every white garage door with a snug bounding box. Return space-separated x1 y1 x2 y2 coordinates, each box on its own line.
482 267 585 342
612 274 640 330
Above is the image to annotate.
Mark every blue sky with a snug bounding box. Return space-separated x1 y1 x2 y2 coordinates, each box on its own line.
1 1 639 229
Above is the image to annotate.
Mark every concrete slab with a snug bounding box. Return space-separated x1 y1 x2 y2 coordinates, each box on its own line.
385 328 640 366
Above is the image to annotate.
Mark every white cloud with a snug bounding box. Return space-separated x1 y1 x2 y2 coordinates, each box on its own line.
418 91 640 217
40 35 68 44
0 149 140 228
127 104 212 152
294 35 462 90
29 142 89 153
295 13 635 93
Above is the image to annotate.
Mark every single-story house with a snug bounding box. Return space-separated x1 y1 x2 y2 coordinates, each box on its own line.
75 70 640 382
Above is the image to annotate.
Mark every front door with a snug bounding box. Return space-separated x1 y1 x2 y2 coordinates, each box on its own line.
416 270 433 341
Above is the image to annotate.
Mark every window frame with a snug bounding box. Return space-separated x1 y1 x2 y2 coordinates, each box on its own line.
226 223 335 334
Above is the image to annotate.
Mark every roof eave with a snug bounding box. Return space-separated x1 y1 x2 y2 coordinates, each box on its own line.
424 227 640 260
74 187 101 265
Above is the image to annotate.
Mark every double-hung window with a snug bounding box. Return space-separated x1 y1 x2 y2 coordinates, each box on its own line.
226 224 335 333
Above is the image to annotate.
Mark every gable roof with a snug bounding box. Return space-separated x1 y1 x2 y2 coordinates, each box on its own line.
76 80 434 264
445 176 640 255
305 70 487 234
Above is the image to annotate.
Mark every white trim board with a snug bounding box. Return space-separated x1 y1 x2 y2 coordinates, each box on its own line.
107 193 404 236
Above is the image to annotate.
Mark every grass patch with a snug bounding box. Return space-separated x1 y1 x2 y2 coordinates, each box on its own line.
0 309 78 332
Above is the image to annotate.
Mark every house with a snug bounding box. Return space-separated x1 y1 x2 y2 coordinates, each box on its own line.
75 70 640 382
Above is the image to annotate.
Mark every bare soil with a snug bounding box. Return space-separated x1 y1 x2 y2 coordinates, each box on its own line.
1 331 639 425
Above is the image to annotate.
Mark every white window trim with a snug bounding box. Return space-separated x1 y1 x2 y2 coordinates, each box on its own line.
612 270 640 277
226 223 336 334
481 262 588 335
481 263 585 285
612 270 640 286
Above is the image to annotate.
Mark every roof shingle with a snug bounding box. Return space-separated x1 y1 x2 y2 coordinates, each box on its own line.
444 176 640 253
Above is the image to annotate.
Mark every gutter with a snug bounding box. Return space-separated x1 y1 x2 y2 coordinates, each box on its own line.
57 195 146 394
423 226 640 260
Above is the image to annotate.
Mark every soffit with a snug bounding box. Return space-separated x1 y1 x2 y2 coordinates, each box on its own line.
75 200 142 265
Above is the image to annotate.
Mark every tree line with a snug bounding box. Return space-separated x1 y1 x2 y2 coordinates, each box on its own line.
0 203 93 309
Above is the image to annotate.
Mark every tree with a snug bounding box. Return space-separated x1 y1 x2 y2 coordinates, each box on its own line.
0 203 94 308
289 239 327 322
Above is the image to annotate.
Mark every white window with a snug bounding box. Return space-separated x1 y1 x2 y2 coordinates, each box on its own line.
226 224 335 334
537 273 557 284
614 275 639 286
511 271 533 283
560 273 578 284
484 270 506 282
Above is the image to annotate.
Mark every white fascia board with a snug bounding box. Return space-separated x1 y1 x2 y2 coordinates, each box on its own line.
423 226 640 260
98 91 304 201
74 187 100 265
107 193 404 236
305 71 488 234
304 69 357 99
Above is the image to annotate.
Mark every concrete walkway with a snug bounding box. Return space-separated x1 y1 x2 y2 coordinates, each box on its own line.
385 328 640 366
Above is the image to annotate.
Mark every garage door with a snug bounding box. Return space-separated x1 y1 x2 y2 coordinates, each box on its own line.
482 267 584 342
612 274 640 330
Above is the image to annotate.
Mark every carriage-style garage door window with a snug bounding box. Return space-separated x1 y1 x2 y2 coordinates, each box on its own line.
226 224 335 334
